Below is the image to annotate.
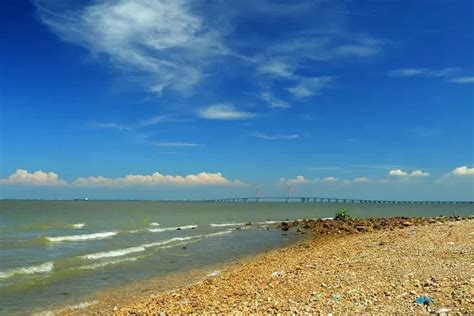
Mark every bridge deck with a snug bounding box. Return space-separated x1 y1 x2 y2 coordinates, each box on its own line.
201 197 473 204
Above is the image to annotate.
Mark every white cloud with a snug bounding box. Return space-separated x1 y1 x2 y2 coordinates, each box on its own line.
260 92 290 108
280 175 339 185
287 76 332 98
94 122 131 131
389 169 429 177
268 34 385 62
36 0 227 94
451 166 474 176
388 67 459 78
151 142 204 147
198 104 255 120
448 77 474 84
254 133 300 140
73 171 244 187
410 170 430 177
353 177 370 183
0 169 67 186
389 169 408 177
257 59 294 77
283 175 310 185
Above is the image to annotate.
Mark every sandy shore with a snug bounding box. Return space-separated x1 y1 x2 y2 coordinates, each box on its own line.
67 217 473 314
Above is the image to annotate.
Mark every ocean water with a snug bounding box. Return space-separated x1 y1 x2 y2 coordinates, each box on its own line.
0 200 472 314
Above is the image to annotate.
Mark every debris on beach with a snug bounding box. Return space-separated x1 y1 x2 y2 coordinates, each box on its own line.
271 271 284 277
415 295 433 306
97 217 473 314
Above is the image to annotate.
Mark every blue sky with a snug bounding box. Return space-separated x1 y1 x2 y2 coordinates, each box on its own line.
0 0 473 200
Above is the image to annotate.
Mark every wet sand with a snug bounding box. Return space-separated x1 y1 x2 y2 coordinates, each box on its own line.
65 217 473 314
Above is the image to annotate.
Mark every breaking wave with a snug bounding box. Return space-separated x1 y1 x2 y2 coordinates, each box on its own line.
81 246 146 260
148 224 197 233
46 231 117 242
0 262 54 280
205 230 233 237
210 222 245 227
78 257 139 270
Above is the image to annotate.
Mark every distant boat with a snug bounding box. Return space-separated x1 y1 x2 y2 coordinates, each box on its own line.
74 198 89 201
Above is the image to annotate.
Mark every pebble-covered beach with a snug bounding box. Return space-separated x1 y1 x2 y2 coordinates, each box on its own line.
70 217 474 314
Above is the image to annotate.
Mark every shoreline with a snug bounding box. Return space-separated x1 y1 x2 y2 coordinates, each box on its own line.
59 216 473 314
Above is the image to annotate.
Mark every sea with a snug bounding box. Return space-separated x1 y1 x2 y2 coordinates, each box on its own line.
0 200 472 314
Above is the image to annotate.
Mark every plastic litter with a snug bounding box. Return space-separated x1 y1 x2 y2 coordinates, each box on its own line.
271 271 284 277
436 307 450 315
415 295 433 305
331 294 341 302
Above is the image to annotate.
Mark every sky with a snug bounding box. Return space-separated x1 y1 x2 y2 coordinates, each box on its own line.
0 0 473 200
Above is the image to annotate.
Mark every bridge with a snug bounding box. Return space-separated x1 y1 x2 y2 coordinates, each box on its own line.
202 197 473 204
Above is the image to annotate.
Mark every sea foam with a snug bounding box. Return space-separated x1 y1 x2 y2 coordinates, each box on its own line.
79 257 139 270
148 224 197 233
142 236 200 248
82 246 146 260
46 231 117 242
0 261 54 280
205 230 233 237
210 222 245 227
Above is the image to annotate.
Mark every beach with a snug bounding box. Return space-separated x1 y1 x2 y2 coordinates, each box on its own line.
68 216 473 314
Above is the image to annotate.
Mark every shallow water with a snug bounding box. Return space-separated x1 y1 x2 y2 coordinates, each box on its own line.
0 200 472 314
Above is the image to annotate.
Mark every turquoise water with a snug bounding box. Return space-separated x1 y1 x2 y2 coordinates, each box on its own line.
0 200 472 314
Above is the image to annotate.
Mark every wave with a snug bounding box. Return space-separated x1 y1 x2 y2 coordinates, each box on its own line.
210 222 245 227
70 223 85 229
205 230 233 237
254 220 280 225
80 236 202 262
148 224 197 233
0 261 53 280
46 231 117 243
150 222 160 226
78 257 139 270
33 300 99 316
143 235 201 248
81 246 146 260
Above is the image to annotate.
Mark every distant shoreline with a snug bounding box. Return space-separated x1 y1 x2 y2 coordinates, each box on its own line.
62 216 473 314
1 198 474 203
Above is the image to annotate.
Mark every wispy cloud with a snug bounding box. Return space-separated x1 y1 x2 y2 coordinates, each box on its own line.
136 115 190 128
36 0 229 94
198 104 255 120
448 76 474 84
266 33 386 62
259 92 290 108
388 67 474 85
388 67 459 78
353 177 370 183
151 142 204 148
254 133 300 140
307 166 342 171
287 76 332 98
93 122 132 131
257 59 294 77
93 114 191 132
